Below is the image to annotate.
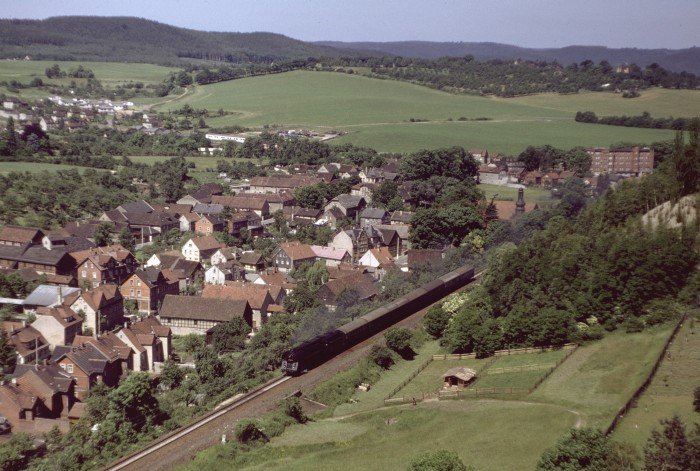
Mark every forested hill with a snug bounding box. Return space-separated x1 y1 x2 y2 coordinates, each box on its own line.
0 16 374 65
316 40 700 75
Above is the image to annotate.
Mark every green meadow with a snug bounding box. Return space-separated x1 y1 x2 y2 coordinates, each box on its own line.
0 60 177 87
180 325 674 471
155 70 692 155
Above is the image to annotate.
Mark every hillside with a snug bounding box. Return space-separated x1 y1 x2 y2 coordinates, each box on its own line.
316 40 700 75
0 16 374 65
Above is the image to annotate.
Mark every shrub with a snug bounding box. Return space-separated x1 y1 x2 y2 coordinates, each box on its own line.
235 419 267 444
368 345 394 369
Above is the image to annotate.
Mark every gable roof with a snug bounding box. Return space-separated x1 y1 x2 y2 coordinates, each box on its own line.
193 203 225 215
66 284 122 312
117 200 154 214
24 285 80 308
330 194 365 210
201 284 272 310
0 225 44 244
365 247 394 267
52 343 110 376
36 305 83 327
159 295 251 323
318 272 378 301
211 195 268 211
239 251 264 265
360 208 389 219
310 245 349 261
72 332 131 362
130 316 171 338
278 242 316 261
189 235 223 251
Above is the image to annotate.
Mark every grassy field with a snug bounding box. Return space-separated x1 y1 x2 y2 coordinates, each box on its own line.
530 326 674 429
0 161 99 174
612 315 700 453
180 326 674 471
0 60 177 89
152 70 690 155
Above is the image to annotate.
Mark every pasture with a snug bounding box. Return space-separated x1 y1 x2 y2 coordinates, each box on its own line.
180 326 674 471
612 316 700 453
153 70 688 155
0 60 177 88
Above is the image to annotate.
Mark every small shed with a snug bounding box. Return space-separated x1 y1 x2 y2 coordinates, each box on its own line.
442 367 477 388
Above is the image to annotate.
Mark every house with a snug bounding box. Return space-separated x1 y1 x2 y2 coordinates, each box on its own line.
478 164 507 185
211 195 270 218
317 272 378 311
238 252 265 274
376 224 411 257
324 195 367 221
179 212 201 232
390 211 414 225
210 247 241 266
41 231 95 253
145 253 203 293
202 284 275 330
359 247 394 269
63 284 124 336
193 203 225 217
205 260 243 285
359 208 390 228
407 249 444 272
4 321 51 366
253 270 298 295
52 343 120 399
115 317 171 371
329 228 369 262
22 285 80 313
181 235 223 264
0 364 75 432
0 225 44 247
194 214 225 235
176 183 224 206
0 244 76 278
272 242 317 273
310 245 351 267
71 332 132 375
228 211 263 236
350 182 377 204
469 149 489 164
442 366 477 388
323 206 347 229
70 244 138 289
236 191 296 213
32 306 83 349
158 295 253 336
120 268 179 314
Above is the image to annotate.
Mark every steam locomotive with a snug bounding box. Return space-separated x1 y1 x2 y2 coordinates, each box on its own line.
281 264 475 375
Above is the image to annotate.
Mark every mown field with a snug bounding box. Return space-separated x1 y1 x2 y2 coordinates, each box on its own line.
153 70 693 155
180 325 674 471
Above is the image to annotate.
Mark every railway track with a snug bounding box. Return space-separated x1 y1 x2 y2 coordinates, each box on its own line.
103 269 480 470
104 375 292 471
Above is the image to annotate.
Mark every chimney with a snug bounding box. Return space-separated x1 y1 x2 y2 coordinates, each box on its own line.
57 286 63 305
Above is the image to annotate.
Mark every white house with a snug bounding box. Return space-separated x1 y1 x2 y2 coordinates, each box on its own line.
181 235 222 264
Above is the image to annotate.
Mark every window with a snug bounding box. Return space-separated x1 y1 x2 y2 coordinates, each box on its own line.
137 280 141 287
81 270 86 278
67 364 74 374
92 272 97 279
137 290 141 297
130 279 134 286
130 289 134 296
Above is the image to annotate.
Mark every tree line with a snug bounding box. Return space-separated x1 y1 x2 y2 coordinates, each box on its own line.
576 110 697 131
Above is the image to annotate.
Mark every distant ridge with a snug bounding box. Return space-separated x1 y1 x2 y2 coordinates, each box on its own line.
1 16 698 75
0 16 375 65
315 41 700 75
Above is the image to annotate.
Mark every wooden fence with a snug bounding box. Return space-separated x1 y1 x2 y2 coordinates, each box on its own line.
384 343 578 406
485 363 556 375
604 314 689 436
432 343 577 361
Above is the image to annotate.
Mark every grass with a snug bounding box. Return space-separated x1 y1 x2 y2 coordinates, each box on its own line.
0 161 102 174
179 325 675 471
152 70 690 155
480 183 554 204
612 316 700 452
390 357 489 399
0 60 177 89
530 325 674 429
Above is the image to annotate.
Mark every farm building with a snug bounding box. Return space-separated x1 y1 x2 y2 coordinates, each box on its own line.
442 367 477 388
